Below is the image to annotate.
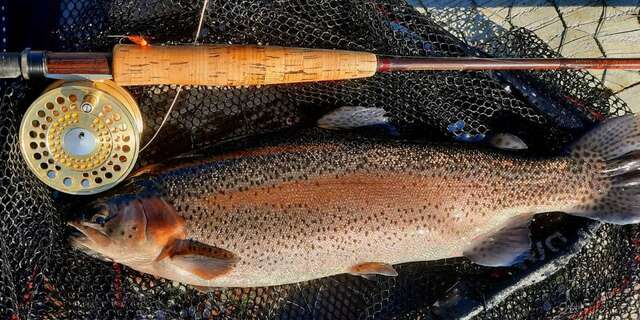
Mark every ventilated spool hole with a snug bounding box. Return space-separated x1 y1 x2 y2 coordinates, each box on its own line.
63 177 72 187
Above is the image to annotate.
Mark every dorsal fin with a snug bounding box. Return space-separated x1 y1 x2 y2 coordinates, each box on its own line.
318 106 390 130
490 133 528 150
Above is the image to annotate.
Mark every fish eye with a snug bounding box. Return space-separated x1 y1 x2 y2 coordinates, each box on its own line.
87 205 109 225
94 216 106 225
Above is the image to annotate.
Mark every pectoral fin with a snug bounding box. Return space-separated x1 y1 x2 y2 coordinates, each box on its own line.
157 239 238 280
463 215 532 267
349 262 398 279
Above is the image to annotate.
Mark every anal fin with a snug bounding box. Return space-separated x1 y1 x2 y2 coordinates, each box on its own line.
463 214 532 267
349 262 398 279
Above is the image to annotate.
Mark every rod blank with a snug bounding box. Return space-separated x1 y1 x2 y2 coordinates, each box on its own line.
376 56 640 72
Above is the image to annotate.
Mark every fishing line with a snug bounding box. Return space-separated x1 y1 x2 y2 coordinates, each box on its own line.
139 86 182 152
140 0 209 152
193 0 210 45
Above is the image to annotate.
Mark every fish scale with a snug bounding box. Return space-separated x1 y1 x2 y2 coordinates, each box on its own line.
69 116 640 288
134 133 595 287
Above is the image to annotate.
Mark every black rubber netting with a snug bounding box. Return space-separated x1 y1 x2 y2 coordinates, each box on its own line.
1 0 639 319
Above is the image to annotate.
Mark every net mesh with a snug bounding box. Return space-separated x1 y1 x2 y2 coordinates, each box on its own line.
1 0 639 319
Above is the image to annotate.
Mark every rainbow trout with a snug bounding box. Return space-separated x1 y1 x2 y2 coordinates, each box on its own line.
69 114 640 288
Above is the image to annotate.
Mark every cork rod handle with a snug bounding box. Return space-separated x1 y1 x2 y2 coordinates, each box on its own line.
111 44 378 86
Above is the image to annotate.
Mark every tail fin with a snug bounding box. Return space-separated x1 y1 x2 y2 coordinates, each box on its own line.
569 114 640 224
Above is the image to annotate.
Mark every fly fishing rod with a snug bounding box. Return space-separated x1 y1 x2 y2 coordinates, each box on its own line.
7 44 640 195
3 45 640 85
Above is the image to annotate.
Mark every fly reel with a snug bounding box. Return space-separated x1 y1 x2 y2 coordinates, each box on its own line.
19 80 143 195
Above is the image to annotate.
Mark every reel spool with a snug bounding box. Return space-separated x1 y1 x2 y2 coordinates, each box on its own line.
19 80 143 195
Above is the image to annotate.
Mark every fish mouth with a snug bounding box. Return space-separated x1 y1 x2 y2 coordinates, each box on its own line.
67 221 93 249
67 221 114 262
69 226 86 241
67 220 111 249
